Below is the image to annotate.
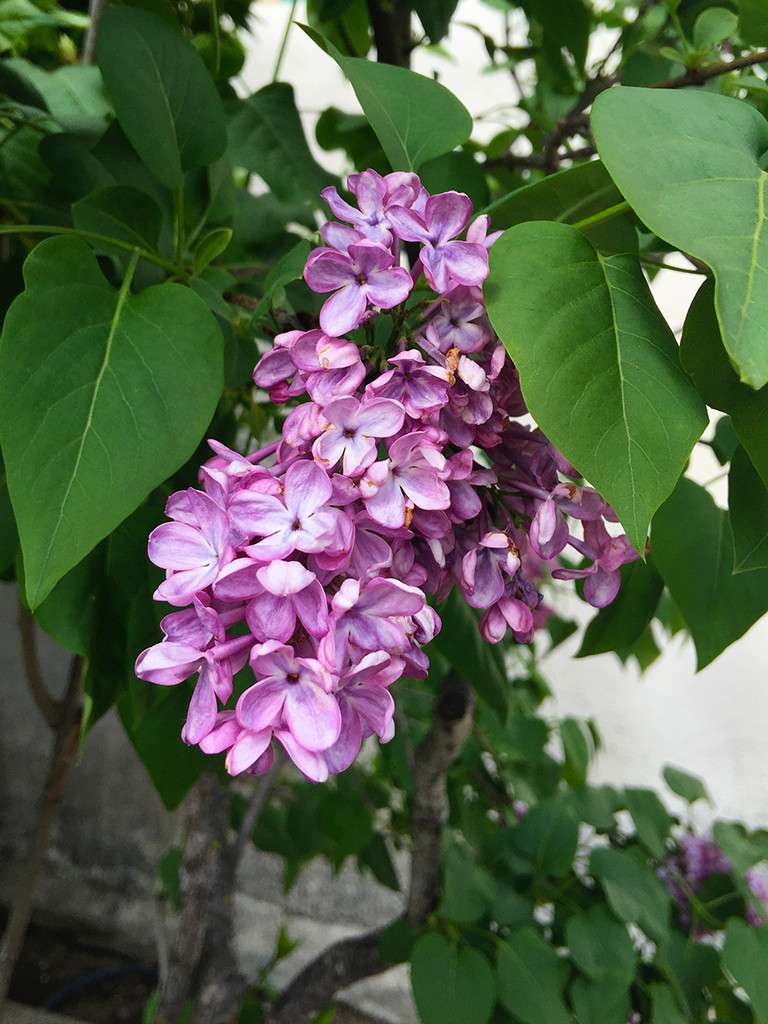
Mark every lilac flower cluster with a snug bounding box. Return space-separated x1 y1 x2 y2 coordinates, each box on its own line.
135 169 640 782
659 833 768 930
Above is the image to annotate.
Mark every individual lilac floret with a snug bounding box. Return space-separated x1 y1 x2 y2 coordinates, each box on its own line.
387 191 489 292
304 239 413 336
312 396 404 476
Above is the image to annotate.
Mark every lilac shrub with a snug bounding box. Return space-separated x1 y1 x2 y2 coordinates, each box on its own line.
135 170 641 782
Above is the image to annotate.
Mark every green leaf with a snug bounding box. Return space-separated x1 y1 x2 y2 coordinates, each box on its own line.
4 60 111 131
650 983 688 1024
97 6 226 188
31 547 103 655
485 221 707 553
411 0 459 43
566 905 635 985
723 919 768 1022
560 716 591 788
710 414 740 466
496 927 571 1024
577 557 664 658
410 933 495 1024
252 239 312 322
651 476 768 668
429 586 509 721
623 786 674 858
511 796 579 877
0 236 223 608
228 83 333 204
301 26 472 171
72 185 164 254
589 845 671 938
487 159 637 255
692 7 739 49
570 977 631 1024
662 764 711 805
593 87 768 389
192 227 232 276
438 838 496 923
680 280 768 490
730 444 768 572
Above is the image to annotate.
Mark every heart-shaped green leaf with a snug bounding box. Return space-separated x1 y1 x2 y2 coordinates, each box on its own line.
97 6 226 188
651 476 768 668
592 87 768 389
485 220 707 553
0 236 223 608
302 26 472 171
410 933 495 1024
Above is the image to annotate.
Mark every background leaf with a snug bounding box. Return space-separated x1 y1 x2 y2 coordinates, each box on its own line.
593 87 768 389
577 558 664 658
496 926 571 1024
0 236 223 607
723 920 768 1022
729 443 768 572
485 220 707 553
410 933 495 1024
651 476 768 668
97 6 226 188
302 26 472 171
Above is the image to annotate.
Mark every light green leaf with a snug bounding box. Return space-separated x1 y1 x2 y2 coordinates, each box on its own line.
5 59 111 130
692 7 739 49
301 25 472 171
566 905 636 985
723 919 768 1022
410 933 495 1024
651 476 768 668
192 227 232 276
0 236 223 608
662 764 711 805
496 927 571 1024
593 87 768 389
623 786 674 858
511 796 579 877
438 839 496 924
228 83 333 204
570 977 631 1024
729 444 768 572
485 220 707 553
97 6 226 188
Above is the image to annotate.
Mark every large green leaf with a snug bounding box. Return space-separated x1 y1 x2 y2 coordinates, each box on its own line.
302 26 472 171
485 220 707 553
592 87 768 389
589 846 671 938
410 933 495 1024
0 236 223 608
577 557 664 658
496 927 571 1024
723 920 768 1023
680 279 768 488
97 6 226 188
651 476 768 668
566 905 635 985
228 83 333 204
729 444 768 572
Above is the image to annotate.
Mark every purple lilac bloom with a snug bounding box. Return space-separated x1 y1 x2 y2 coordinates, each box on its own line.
137 170 638 782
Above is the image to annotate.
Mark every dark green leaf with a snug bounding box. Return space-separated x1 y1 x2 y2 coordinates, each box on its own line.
496 926 571 1024
97 6 226 187
730 444 768 572
0 236 223 607
429 586 509 721
31 546 103 655
485 221 707 553
512 797 579 877
650 983 687 1024
411 933 495 1024
72 186 164 253
566 905 635 984
358 832 400 890
662 764 710 805
302 26 472 171
228 83 333 203
578 557 664 659
651 476 768 668
710 414 740 466
252 239 312 322
418 150 489 213
411 0 459 43
593 87 768 389
487 160 637 254
378 918 418 964
192 227 233 276
439 838 496 923
570 977 631 1024
680 279 768 490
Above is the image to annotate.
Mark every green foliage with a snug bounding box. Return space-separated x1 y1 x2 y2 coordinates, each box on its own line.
485 220 706 553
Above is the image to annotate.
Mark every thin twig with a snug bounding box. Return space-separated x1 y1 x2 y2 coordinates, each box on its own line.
652 47 768 89
17 600 57 727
